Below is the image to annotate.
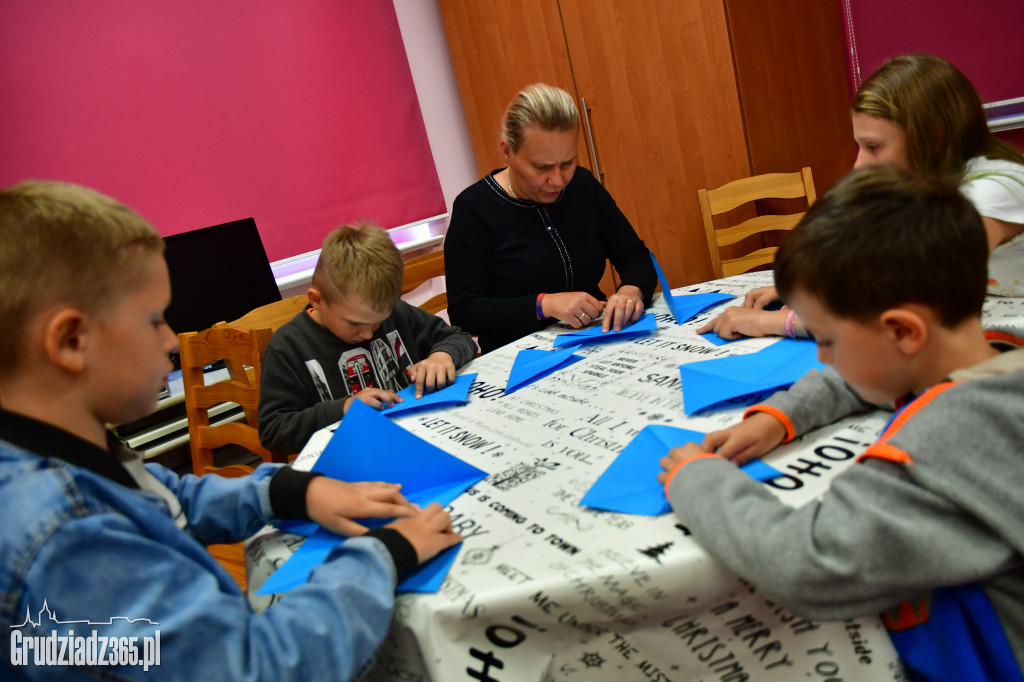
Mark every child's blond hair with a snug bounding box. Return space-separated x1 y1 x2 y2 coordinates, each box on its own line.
0 180 164 377
311 223 403 311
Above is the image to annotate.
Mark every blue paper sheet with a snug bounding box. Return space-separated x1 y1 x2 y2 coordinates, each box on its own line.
679 338 826 414
700 331 741 346
579 424 784 515
258 528 462 595
650 252 734 324
505 347 584 394
257 400 487 595
552 313 657 348
380 373 478 417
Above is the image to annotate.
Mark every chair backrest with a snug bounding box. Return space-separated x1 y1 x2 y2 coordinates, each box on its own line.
401 250 448 314
698 167 816 279
178 326 287 475
214 294 308 334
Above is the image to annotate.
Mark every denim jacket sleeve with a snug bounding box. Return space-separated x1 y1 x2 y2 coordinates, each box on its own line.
145 461 283 544
19 512 397 680
3 452 398 680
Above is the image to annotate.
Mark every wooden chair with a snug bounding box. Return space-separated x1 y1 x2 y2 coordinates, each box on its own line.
204 463 254 590
699 167 816 279
401 250 447 314
214 294 308 334
177 327 288 476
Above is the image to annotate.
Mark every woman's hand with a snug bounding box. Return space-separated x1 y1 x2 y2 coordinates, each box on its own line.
542 291 605 328
602 285 645 332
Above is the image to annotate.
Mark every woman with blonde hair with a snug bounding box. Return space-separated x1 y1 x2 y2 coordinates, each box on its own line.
701 53 1024 340
445 83 657 354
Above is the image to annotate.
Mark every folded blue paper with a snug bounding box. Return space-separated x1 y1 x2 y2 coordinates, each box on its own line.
506 347 584 394
670 292 736 325
679 338 826 414
700 331 741 346
380 372 478 417
579 424 784 515
258 528 462 595
552 313 657 348
257 400 487 595
650 252 734 324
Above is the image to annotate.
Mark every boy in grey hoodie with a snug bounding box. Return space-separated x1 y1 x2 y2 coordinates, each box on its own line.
659 166 1024 681
258 224 476 456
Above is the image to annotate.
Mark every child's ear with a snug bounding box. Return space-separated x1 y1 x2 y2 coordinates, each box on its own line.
879 307 928 355
307 287 325 309
43 308 89 372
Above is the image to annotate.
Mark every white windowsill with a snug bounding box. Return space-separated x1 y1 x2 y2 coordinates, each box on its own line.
270 214 448 293
985 96 1024 133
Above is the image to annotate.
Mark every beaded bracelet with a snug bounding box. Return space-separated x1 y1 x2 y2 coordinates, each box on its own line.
784 310 797 339
536 292 547 320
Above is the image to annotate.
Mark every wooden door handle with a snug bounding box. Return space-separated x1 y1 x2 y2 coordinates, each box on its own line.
580 97 602 183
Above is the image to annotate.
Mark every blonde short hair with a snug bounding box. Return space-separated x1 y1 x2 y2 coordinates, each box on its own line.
0 180 163 376
501 83 580 152
312 223 403 311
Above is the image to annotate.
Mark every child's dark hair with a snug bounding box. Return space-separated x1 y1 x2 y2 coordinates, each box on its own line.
774 165 988 326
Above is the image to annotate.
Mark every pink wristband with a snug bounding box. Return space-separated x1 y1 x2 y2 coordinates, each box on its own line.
784 310 797 338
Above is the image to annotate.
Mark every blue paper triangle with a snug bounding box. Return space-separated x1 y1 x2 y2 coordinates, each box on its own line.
506 347 584 393
256 400 487 595
580 424 785 515
380 373 477 417
552 313 657 347
650 252 734 324
679 338 825 414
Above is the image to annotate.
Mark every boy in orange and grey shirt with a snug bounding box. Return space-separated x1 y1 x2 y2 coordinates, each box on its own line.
660 166 1024 681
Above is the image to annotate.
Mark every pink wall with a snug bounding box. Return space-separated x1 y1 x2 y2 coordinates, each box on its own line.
0 1 445 262
839 0 1024 103
997 129 1024 153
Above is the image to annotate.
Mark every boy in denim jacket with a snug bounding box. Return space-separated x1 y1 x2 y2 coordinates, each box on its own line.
0 181 461 680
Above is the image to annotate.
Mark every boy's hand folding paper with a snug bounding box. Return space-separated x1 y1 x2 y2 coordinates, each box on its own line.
258 400 487 595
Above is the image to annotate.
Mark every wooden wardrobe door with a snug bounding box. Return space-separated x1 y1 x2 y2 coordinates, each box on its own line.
558 0 752 287
439 0 590 178
725 0 856 193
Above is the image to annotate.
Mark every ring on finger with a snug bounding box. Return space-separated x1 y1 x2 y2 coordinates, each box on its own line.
579 312 588 321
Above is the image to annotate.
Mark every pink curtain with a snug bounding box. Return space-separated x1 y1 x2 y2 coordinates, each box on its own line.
837 0 1024 102
0 1 445 262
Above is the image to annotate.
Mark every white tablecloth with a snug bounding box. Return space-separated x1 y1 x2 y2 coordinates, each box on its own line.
247 272 1024 681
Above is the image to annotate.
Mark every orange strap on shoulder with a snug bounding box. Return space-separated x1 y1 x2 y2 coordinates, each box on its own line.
858 443 913 465
984 330 1024 348
857 381 959 465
